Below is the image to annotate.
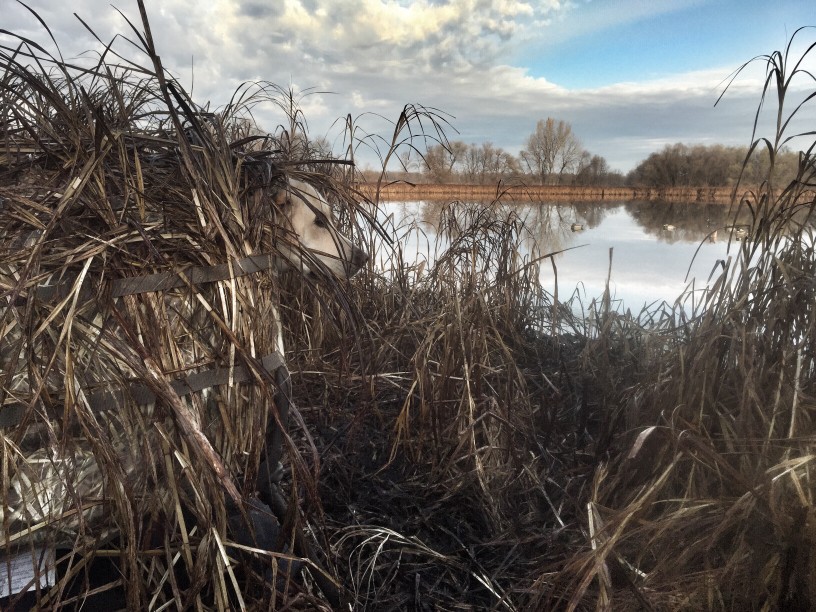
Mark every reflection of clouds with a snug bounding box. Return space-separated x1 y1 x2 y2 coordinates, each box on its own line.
377 201 733 309
544 208 731 308
374 201 436 271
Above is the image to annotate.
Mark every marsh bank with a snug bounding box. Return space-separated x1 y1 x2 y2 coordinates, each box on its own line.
359 182 739 203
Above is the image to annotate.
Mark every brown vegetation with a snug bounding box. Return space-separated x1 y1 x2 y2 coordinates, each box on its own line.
2 7 816 612
0 6 357 609
360 181 736 203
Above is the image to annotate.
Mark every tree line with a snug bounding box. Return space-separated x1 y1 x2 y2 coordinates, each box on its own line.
385 117 801 188
626 142 800 187
408 118 624 186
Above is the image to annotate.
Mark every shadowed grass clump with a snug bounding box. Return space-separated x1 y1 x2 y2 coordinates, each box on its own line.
283 199 652 609
278 31 816 612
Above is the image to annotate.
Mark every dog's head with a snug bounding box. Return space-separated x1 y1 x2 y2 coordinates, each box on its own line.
274 178 369 278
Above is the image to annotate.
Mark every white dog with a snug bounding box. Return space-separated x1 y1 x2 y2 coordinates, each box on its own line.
274 178 368 279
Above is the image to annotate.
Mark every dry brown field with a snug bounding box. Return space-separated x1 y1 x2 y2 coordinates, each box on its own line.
358 181 735 203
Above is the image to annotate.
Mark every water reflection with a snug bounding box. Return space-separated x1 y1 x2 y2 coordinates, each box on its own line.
374 200 761 312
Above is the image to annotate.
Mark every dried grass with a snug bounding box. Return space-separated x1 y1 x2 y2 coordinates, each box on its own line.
0 2 376 608
281 30 816 612
3 6 816 612
539 29 816 611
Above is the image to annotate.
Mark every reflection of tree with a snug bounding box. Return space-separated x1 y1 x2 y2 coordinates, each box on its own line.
520 201 618 253
624 201 750 243
569 201 612 229
407 200 569 258
389 200 799 271
515 203 568 254
419 201 442 227
412 200 618 256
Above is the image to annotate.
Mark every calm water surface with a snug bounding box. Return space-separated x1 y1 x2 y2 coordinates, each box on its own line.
376 200 750 312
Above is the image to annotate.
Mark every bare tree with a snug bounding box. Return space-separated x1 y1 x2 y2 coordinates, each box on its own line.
398 150 419 173
626 143 801 187
575 153 617 186
574 150 593 180
556 134 583 182
520 118 580 184
309 136 334 159
482 144 519 181
447 141 469 174
422 144 452 182
422 140 468 183
461 144 485 183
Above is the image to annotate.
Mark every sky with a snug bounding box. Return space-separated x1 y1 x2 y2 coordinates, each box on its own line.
3 0 816 173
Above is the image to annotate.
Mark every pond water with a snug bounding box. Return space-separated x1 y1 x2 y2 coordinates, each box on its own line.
374 200 752 313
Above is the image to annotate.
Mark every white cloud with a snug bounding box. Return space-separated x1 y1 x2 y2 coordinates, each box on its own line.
3 0 815 173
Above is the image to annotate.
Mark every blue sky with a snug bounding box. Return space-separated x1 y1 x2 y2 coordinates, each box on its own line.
523 1 814 88
4 0 816 173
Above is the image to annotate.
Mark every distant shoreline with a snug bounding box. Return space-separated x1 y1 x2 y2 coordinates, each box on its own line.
357 182 737 204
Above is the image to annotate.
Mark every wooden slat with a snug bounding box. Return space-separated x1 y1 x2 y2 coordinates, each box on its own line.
0 352 287 429
110 253 279 297
4 252 281 306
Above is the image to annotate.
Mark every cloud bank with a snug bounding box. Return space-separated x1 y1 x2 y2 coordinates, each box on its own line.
4 1 814 172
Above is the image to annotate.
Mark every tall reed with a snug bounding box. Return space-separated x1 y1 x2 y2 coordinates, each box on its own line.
539 28 816 611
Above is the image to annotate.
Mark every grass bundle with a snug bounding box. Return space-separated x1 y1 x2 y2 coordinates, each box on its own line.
0 3 378 608
283 200 629 609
